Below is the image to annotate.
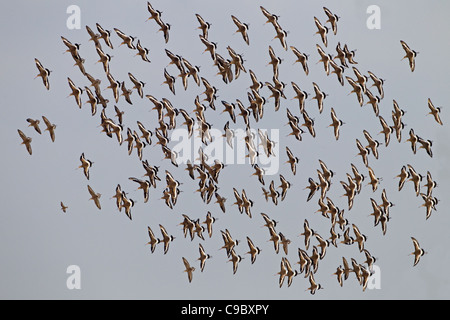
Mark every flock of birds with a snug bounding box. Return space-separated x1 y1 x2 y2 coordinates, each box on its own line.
23 2 443 295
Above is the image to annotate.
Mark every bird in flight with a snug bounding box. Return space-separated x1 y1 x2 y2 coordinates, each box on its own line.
400 40 418 72
60 202 68 213
182 257 195 283
34 58 51 90
79 153 93 180
410 237 426 266
42 116 56 142
17 129 32 155
87 185 101 210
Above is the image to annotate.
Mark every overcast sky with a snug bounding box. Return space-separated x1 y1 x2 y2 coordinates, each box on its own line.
1 0 450 299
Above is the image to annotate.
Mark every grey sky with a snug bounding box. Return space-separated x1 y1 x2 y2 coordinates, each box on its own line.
1 0 450 299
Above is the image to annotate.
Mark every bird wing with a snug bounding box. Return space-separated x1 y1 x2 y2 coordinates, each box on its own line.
18 129 28 142
93 197 101 210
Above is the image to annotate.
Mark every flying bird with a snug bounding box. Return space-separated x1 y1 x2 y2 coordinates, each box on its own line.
334 42 348 67
60 202 68 213
410 237 426 266
343 44 358 64
396 165 410 191
182 257 195 283
202 211 217 237
283 257 298 287
182 57 201 86
146 226 161 253
79 153 93 180
329 60 345 86
323 7 339 35
67 77 83 108
305 178 319 202
291 81 309 113
135 39 151 63
368 71 385 99
312 82 327 113
352 224 367 252
273 24 288 51
42 116 56 142
346 76 364 106
261 213 277 232
306 273 323 295
367 166 381 192
84 87 99 116
121 192 135 220
417 137 433 158
85 25 102 50
314 17 328 47
231 15 250 45
95 46 112 73
114 28 136 49
163 68 176 95
316 44 332 75
198 243 211 272
246 237 261 264
300 219 314 250
129 177 150 203
96 23 114 49
407 164 423 196
34 58 51 90
378 116 393 147
159 224 175 254
363 130 381 159
329 107 344 140
26 118 42 134
195 13 211 39
290 46 309 75
17 129 32 155
356 139 370 167
228 249 243 275
87 185 101 210
61 36 81 59
400 40 418 72
285 146 299 175
333 266 344 287
260 6 279 27
199 35 217 60
146 2 163 25
157 19 171 43
427 98 443 125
